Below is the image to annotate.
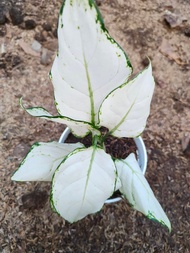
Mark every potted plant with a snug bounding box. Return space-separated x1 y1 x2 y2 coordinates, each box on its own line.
11 0 171 231
58 126 148 204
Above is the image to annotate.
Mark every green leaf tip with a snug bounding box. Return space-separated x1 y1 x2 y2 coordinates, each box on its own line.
147 211 171 232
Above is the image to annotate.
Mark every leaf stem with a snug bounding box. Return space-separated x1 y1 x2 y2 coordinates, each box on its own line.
99 131 110 145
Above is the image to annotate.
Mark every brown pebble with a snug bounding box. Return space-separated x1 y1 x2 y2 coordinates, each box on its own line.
9 7 24 26
0 9 6 25
25 19 36 30
34 32 46 42
184 28 190 37
42 22 52 31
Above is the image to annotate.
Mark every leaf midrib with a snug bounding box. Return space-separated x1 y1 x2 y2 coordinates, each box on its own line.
83 146 96 200
83 53 96 126
109 99 136 135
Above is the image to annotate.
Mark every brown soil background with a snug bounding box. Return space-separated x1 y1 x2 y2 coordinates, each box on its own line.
0 0 190 252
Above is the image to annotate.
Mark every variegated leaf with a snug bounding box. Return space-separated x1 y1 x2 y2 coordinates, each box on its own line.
115 153 171 231
21 99 92 137
51 0 132 125
51 146 119 222
99 64 155 137
11 142 83 181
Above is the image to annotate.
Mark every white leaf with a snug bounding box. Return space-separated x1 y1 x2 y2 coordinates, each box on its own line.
11 142 83 181
21 100 92 137
51 146 118 222
51 0 132 125
115 153 171 231
99 64 155 137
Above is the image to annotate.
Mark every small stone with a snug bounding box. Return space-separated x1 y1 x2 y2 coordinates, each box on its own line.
184 28 190 37
24 19 36 30
34 32 46 42
0 9 6 25
12 55 22 67
41 30 48 40
164 13 178 28
164 11 187 29
141 57 149 67
42 22 52 31
31 40 42 52
0 25 6 37
1 43 6 54
40 47 53 65
9 7 24 26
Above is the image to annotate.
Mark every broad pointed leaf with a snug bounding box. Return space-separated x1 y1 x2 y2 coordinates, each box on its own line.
11 142 83 181
99 64 155 137
21 100 92 137
51 0 132 125
51 146 119 222
115 153 171 231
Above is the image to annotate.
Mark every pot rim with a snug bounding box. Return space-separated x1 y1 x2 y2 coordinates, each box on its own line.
59 127 148 204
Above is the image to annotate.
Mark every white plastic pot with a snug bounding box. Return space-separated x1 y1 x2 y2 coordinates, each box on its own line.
59 127 147 204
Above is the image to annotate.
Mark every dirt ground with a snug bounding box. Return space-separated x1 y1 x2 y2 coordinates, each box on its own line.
0 0 190 252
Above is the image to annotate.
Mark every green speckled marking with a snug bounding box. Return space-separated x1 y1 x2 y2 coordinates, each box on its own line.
54 101 58 107
88 0 93 8
49 71 52 80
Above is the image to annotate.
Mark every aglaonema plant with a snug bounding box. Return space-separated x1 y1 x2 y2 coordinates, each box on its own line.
11 0 171 231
